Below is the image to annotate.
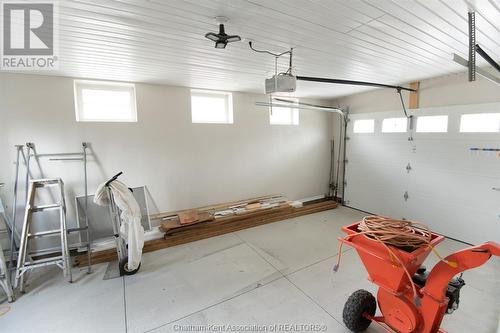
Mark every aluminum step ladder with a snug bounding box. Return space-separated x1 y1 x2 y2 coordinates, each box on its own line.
15 179 72 292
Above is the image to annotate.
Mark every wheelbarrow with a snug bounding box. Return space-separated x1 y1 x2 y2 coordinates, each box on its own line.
338 222 500 333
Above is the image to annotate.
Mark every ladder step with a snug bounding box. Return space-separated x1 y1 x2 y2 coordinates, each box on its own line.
31 203 61 212
67 226 88 233
28 229 62 238
22 258 64 270
33 179 60 187
27 255 63 266
27 241 89 256
28 248 58 256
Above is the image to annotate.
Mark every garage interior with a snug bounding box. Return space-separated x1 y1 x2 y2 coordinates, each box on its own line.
0 1 499 332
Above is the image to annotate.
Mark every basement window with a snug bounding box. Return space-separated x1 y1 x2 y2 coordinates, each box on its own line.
74 80 137 122
191 90 233 124
382 117 407 133
416 115 448 133
269 99 299 125
353 119 374 133
459 113 500 133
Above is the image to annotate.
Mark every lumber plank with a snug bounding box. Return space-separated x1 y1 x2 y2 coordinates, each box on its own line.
75 200 337 267
150 194 283 220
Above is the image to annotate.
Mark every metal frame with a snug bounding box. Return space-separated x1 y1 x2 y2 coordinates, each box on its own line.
341 108 348 202
22 142 92 273
7 144 33 270
296 76 417 92
255 99 346 115
475 44 500 73
455 11 500 85
293 76 413 119
452 53 500 85
468 12 476 81
9 145 24 265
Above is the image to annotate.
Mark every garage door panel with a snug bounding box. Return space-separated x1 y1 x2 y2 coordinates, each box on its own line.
346 160 408 177
408 168 499 209
412 139 500 177
348 139 414 162
345 162 406 193
344 102 500 244
404 195 500 244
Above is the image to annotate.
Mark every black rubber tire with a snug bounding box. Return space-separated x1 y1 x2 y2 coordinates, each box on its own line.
342 289 377 332
119 257 141 276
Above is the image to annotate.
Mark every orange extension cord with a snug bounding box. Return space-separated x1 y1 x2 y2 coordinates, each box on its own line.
334 216 456 306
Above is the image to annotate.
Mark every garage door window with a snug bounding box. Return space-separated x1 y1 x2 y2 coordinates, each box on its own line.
74 80 137 122
459 113 500 133
382 117 407 133
353 119 374 133
191 90 233 124
416 115 448 133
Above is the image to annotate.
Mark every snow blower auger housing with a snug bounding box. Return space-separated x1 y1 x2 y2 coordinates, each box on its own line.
337 221 500 333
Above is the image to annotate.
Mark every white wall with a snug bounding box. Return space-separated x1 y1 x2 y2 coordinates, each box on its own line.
0 73 333 243
332 71 500 198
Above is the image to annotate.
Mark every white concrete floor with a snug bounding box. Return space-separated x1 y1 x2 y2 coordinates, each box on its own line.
0 206 499 333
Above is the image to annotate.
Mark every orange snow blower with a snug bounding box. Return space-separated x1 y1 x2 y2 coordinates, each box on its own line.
335 216 500 333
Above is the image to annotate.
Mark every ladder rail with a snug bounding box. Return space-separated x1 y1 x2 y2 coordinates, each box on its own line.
83 142 92 274
8 146 23 270
59 180 72 282
15 178 36 291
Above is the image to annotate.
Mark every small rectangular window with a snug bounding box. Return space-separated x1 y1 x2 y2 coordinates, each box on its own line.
269 99 299 125
459 113 500 133
416 115 448 133
353 119 374 133
382 117 407 133
191 90 233 124
74 80 137 122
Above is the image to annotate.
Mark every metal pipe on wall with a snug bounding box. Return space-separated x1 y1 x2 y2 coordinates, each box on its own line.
254 101 346 116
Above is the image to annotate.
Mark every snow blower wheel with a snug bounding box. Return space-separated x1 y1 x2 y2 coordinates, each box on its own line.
119 257 141 276
343 289 376 332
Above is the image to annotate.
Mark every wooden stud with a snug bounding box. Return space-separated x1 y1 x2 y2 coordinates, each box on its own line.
409 81 420 109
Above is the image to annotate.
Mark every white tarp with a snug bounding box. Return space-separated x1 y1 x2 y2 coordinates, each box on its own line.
94 180 144 270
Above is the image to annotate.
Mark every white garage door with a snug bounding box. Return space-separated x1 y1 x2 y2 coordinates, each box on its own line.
344 102 500 245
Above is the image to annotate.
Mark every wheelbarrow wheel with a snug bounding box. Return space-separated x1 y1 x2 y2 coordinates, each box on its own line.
343 289 376 332
119 257 141 276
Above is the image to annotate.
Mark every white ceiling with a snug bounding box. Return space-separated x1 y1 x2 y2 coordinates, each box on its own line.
18 0 500 98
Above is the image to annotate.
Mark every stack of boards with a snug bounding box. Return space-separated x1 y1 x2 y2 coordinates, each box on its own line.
153 195 292 234
75 195 337 266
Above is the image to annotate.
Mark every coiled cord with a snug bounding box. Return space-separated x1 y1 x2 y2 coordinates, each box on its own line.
358 215 431 249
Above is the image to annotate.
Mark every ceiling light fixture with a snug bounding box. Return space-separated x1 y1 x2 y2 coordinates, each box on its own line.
204 16 241 49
